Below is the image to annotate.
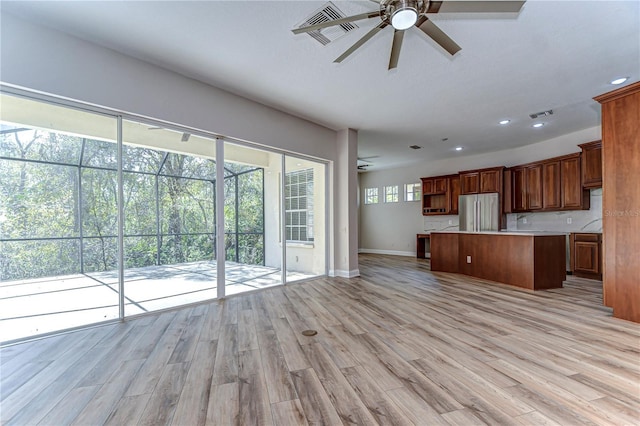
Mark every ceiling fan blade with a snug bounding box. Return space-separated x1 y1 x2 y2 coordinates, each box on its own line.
388 30 405 70
334 22 388 63
292 10 382 35
435 1 526 13
417 17 461 55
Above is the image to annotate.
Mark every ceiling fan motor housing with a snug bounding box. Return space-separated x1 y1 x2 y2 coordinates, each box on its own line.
382 0 426 28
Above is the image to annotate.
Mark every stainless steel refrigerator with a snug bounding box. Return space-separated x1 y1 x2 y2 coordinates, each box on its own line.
459 193 500 232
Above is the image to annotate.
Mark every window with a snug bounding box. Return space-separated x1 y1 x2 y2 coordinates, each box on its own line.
384 185 399 203
405 183 421 201
364 187 379 205
285 168 314 242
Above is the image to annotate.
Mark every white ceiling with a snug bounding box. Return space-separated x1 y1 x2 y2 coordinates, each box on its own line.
2 1 639 170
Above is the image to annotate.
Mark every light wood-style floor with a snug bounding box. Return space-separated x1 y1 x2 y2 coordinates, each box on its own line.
1 254 639 425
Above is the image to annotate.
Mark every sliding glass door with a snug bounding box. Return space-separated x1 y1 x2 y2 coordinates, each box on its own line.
0 93 119 342
121 120 218 316
223 141 282 295
0 90 329 342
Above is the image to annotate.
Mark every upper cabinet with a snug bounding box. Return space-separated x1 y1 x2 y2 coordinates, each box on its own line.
542 160 562 210
508 153 589 213
460 167 504 194
421 174 459 215
579 140 603 188
561 154 589 210
525 164 543 210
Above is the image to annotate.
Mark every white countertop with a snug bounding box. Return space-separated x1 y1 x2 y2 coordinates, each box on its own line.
429 230 569 236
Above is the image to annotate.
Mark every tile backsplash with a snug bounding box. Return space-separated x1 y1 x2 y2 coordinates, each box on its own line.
506 188 602 233
423 189 602 233
424 215 460 232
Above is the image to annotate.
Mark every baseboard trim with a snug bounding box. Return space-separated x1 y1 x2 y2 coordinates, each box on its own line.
329 269 360 278
358 248 416 257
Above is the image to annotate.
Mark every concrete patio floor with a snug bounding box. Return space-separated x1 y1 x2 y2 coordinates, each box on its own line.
0 261 314 342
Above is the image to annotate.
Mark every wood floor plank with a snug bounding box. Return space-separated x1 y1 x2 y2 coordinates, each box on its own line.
441 408 491 426
211 324 238 386
238 349 273 426
206 382 239 426
340 365 413 426
37 385 101 426
137 362 190 426
104 394 151 426
125 309 192 396
198 302 223 342
270 399 308 426
72 358 145 425
290 368 342 426
384 386 450 426
300 342 377 425
257 329 297 404
168 313 205 364
270 317 310 372
171 339 218 426
237 309 259 352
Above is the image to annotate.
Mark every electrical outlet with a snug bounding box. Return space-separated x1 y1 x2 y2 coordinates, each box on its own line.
448 220 453 225
466 256 472 264
567 217 572 224
523 218 528 224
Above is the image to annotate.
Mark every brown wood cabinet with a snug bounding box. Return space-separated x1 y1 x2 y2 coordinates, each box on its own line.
460 167 504 194
526 164 543 210
431 232 566 290
511 167 527 212
421 174 459 215
450 175 461 215
579 140 603 188
542 160 562 209
460 171 479 194
508 153 589 213
595 81 640 323
570 233 602 280
561 154 588 210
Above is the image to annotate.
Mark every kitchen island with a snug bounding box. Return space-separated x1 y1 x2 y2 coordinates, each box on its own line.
430 231 566 290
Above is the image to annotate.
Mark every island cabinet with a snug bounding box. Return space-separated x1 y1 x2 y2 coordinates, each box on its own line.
579 140 603 188
459 167 503 194
430 231 566 290
508 153 589 212
421 174 460 215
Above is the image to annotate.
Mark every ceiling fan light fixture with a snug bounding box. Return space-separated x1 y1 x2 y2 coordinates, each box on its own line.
390 0 418 30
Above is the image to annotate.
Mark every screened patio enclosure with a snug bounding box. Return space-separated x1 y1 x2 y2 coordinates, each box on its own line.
0 92 326 343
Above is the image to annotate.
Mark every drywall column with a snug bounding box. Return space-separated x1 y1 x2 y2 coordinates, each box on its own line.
333 128 359 278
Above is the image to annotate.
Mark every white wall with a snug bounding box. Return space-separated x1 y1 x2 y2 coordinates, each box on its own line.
1 12 359 277
359 127 602 255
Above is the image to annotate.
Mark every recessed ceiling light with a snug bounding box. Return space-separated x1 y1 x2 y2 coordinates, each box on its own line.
455 147 463 151
610 77 629 85
499 120 510 125
532 123 544 128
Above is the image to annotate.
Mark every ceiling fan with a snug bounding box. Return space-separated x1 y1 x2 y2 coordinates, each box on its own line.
292 0 526 70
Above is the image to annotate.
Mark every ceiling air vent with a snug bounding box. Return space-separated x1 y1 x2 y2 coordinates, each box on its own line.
297 2 359 46
529 109 553 119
